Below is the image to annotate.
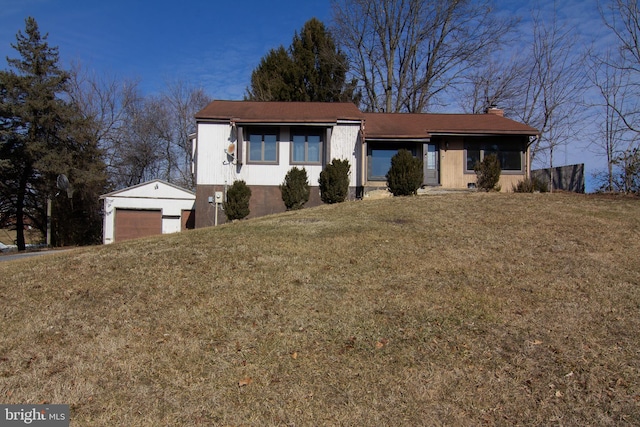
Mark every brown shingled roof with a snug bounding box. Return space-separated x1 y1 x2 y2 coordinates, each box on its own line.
195 100 363 123
363 113 539 138
195 101 539 136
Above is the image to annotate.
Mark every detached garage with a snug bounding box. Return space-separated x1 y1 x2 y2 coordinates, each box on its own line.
101 180 196 244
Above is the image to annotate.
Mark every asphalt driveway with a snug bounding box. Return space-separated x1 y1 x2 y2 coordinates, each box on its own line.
0 249 73 262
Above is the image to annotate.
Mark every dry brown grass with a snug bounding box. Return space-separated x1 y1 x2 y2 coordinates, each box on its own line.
1 192 639 426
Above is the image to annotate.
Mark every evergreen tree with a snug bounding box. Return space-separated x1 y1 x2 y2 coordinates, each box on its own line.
319 158 350 203
50 110 109 246
280 167 310 210
386 149 423 196
474 153 502 192
290 18 357 102
246 18 358 103
0 17 107 249
247 46 297 102
223 180 251 221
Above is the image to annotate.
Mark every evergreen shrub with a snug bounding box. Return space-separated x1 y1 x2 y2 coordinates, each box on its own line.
280 167 310 210
223 180 251 220
474 153 502 192
319 159 350 203
386 149 423 196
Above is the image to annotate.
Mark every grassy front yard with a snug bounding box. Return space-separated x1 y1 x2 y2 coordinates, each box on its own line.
1 193 639 425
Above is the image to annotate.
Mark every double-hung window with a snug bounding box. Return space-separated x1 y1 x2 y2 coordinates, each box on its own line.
291 129 322 164
248 129 278 163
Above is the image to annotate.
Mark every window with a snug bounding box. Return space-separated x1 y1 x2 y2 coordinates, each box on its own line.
248 129 278 163
492 149 523 171
466 148 481 171
464 138 524 173
291 129 323 164
367 143 417 181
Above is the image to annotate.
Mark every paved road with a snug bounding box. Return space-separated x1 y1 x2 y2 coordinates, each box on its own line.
0 249 73 263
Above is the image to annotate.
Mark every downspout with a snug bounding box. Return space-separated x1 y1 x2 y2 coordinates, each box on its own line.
524 139 531 180
526 134 539 179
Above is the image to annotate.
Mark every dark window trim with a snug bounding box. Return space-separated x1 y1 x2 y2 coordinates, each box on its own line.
290 127 324 165
246 127 280 164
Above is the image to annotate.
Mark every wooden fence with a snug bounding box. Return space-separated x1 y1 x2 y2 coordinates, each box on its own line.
532 164 585 193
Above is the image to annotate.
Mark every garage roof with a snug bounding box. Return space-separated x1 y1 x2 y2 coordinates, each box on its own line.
101 180 195 200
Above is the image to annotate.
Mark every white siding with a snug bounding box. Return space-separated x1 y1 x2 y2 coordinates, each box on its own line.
330 123 362 187
238 126 293 186
196 121 362 188
196 122 232 185
162 217 182 234
110 182 194 200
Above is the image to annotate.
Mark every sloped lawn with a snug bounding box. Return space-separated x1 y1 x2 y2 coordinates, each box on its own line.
1 193 639 425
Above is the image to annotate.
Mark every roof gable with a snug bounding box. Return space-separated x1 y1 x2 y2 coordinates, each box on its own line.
101 180 195 200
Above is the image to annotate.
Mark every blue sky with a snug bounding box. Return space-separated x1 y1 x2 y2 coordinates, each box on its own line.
0 0 332 98
0 0 613 190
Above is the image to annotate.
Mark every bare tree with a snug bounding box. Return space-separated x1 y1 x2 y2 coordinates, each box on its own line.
600 0 640 133
586 49 636 191
331 0 516 112
162 80 212 189
115 83 211 190
70 70 167 189
615 146 640 192
67 64 140 188
457 4 587 176
68 67 211 190
458 58 527 115
597 0 640 192
112 95 169 188
517 9 588 170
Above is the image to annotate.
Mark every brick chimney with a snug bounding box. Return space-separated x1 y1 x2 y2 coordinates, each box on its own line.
485 106 504 117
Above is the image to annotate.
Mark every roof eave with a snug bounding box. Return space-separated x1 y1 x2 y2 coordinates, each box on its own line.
100 179 195 199
365 135 431 141
233 120 338 126
196 118 363 125
429 130 539 136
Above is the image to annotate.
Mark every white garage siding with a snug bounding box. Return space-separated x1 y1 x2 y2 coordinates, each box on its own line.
101 180 196 244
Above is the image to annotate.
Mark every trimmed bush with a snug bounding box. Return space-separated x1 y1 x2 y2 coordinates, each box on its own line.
319 159 350 204
474 153 501 192
223 180 251 220
280 167 310 210
386 149 423 196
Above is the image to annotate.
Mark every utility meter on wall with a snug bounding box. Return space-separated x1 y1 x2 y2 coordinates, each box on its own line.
214 191 223 204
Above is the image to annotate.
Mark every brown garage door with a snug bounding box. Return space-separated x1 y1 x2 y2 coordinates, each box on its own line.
114 209 162 242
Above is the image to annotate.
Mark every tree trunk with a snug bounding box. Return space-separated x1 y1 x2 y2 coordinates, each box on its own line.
15 170 29 251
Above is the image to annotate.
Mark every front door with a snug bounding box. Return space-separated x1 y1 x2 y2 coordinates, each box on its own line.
423 143 439 185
